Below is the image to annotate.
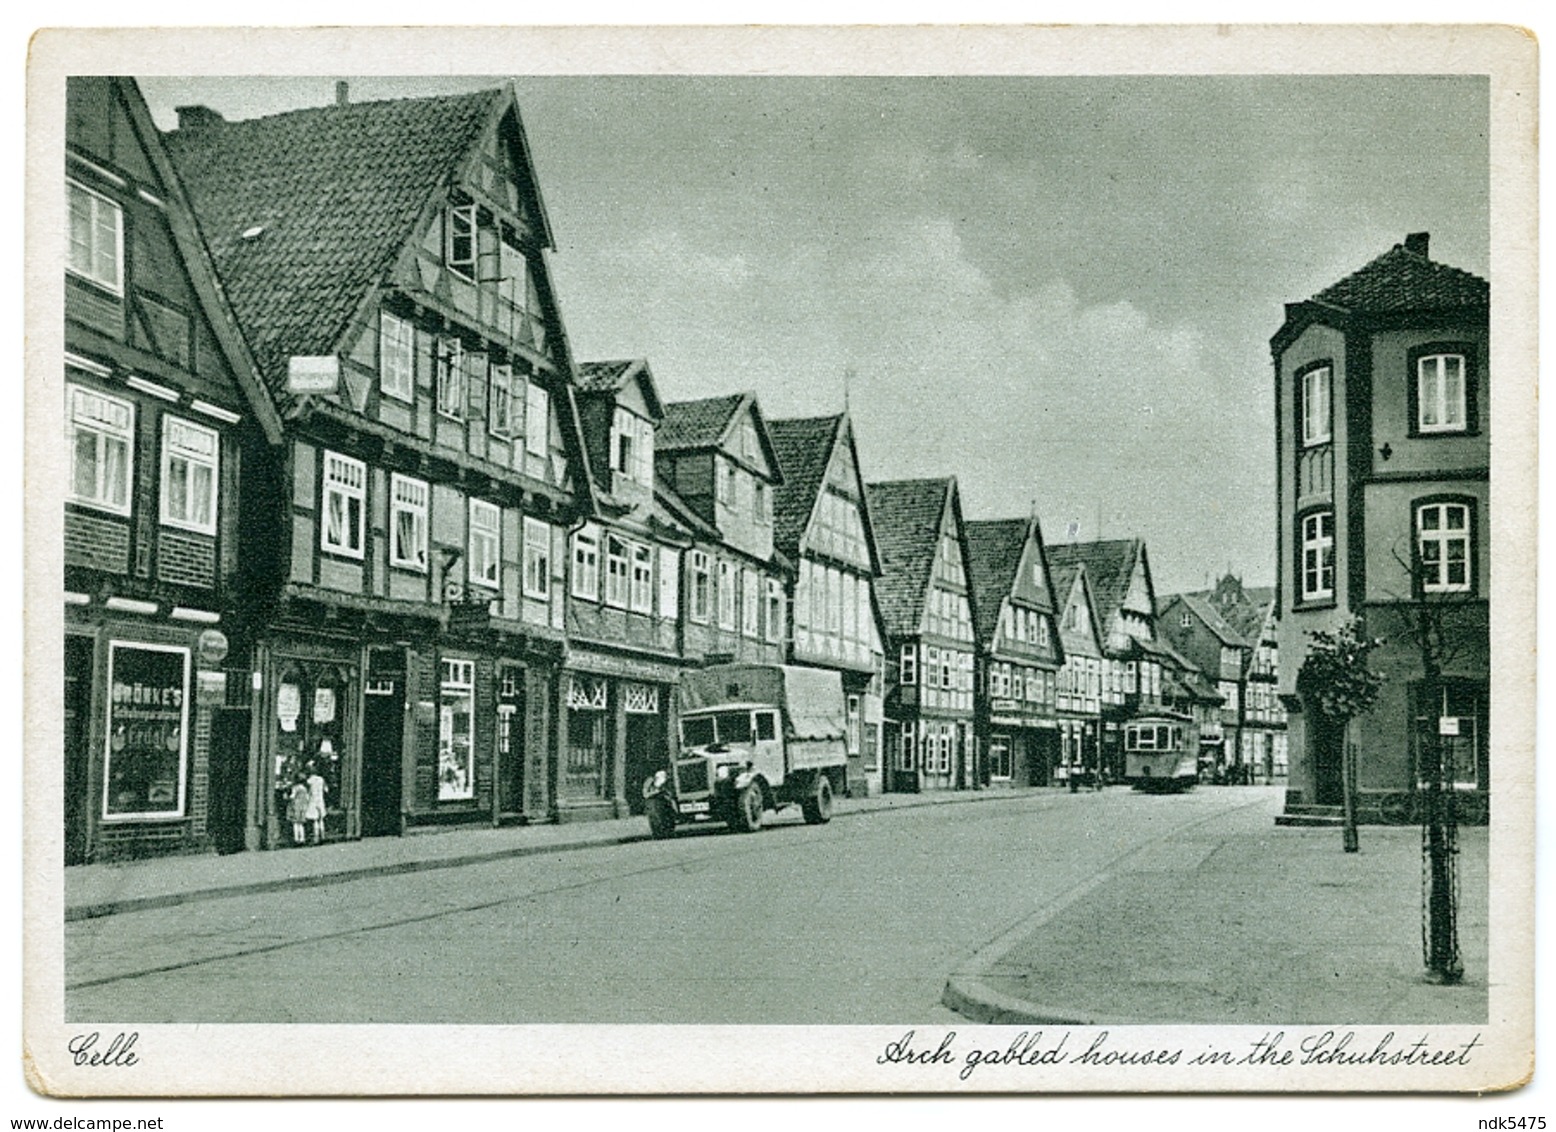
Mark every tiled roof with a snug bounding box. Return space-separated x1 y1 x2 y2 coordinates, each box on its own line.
1311 240 1489 315
658 394 745 451
964 519 1029 644
165 88 504 389
1175 592 1246 648
1045 539 1144 632
866 478 953 639
1051 562 1101 655
576 359 641 392
767 414 843 557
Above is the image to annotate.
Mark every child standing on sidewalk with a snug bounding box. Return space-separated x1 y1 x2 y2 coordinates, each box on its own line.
305 756 329 845
287 775 309 846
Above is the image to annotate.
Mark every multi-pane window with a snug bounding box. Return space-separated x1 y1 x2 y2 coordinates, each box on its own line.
445 203 477 280
899 722 916 771
435 336 465 419
1418 502 1472 593
68 180 122 293
488 363 515 438
742 569 760 638
438 658 475 800
718 561 737 630
900 643 917 685
468 499 501 589
1417 354 1468 433
68 385 133 515
379 311 415 402
1300 510 1335 601
658 548 680 620
689 551 711 623
612 407 654 485
605 535 630 609
523 517 551 600
571 525 600 600
390 474 429 572
765 579 784 643
160 417 220 535
321 451 366 559
1301 364 1332 446
630 543 654 613
525 382 550 458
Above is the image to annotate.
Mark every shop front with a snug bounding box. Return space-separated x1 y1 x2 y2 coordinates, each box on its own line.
558 648 682 821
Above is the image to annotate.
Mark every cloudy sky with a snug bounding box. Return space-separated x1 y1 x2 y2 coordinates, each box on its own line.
140 74 1489 595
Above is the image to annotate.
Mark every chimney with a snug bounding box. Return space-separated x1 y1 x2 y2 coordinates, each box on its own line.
336 81 349 106
174 105 225 134
1404 231 1430 258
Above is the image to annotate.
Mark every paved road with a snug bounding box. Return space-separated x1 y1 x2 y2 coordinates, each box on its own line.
66 786 1275 1024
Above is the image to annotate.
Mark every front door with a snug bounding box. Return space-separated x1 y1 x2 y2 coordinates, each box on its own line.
208 708 251 854
64 635 94 865
497 664 525 819
361 675 404 837
1310 711 1344 806
622 685 664 817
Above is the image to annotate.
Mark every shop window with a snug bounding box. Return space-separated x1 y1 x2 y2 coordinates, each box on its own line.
565 676 609 800
379 310 415 403
990 736 1012 780
68 178 123 294
1413 683 1486 792
68 384 134 516
321 451 366 559
439 659 475 801
390 474 429 572
102 642 189 820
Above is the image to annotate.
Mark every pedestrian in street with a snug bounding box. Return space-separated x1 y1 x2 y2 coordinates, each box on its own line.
305 755 328 845
287 775 309 847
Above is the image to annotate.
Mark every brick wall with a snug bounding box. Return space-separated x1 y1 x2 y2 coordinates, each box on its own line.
65 510 131 573
157 529 216 588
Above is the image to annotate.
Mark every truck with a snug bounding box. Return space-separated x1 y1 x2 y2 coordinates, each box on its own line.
642 663 849 838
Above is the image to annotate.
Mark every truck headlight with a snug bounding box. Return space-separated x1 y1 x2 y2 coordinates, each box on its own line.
715 764 730 781
653 770 667 788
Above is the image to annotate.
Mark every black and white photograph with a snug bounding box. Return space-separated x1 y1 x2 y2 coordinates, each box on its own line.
19 21 1538 1103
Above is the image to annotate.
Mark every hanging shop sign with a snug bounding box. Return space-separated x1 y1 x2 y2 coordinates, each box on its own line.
287 355 339 394
102 643 189 821
196 628 229 667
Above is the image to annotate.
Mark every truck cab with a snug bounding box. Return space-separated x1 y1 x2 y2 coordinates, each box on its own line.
643 664 847 837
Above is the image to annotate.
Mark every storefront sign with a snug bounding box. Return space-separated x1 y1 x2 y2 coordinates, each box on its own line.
196 670 227 706
568 651 681 684
313 686 337 724
287 355 339 393
103 643 189 820
196 628 229 667
1439 717 1461 737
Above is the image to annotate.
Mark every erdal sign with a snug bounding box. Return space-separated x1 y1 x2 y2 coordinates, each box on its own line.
287 355 339 393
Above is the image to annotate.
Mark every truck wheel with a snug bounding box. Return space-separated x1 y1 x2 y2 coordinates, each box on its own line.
731 781 764 833
802 774 834 825
646 796 676 840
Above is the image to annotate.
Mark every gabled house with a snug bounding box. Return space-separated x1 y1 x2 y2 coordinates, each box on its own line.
63 77 285 862
1272 233 1488 821
166 84 592 842
656 393 791 669
566 359 696 820
964 518 1063 787
866 478 977 792
768 413 886 795
1050 560 1108 786
1046 538 1167 781
1158 591 1248 778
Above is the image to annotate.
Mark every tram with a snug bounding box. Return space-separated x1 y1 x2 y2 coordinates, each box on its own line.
1122 713 1200 792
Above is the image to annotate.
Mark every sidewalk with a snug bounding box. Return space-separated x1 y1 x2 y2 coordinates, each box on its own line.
943 794 1491 1026
65 784 1066 922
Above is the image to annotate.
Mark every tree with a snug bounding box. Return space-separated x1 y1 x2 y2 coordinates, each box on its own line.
1296 618 1384 853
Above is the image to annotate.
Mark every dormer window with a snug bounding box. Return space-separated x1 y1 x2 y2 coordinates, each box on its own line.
611 407 654 486
445 203 477 280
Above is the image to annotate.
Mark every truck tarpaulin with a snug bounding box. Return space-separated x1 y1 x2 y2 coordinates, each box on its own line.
676 664 847 741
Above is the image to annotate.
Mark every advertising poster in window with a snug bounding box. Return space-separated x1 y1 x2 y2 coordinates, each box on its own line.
101 643 188 820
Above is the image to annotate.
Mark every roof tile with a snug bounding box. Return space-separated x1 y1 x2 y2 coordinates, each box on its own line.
866 479 953 638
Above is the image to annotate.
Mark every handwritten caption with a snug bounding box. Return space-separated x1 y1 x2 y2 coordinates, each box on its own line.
878 1029 1483 1081
68 1031 139 1068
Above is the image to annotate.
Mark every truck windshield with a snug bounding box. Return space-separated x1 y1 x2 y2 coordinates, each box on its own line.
681 717 716 747
713 711 754 744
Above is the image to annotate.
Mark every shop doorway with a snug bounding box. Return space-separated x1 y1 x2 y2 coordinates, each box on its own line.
623 688 664 817
361 673 404 838
63 635 94 865
497 665 525 820
209 708 251 854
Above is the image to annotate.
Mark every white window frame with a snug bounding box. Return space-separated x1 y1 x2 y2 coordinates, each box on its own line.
1417 353 1468 434
525 382 550 458
321 451 367 560
658 547 680 621
718 561 737 630
488 362 515 439
765 579 784 643
604 534 630 609
630 543 654 614
689 550 711 623
438 657 476 801
468 498 501 590
1418 502 1472 593
68 179 124 294
67 384 135 517
900 642 917 685
390 473 429 573
1300 510 1335 601
101 642 189 821
523 517 551 600
900 722 917 771
742 569 760 638
435 336 465 420
445 203 478 280
379 310 415 403
571 525 600 601
159 416 220 536
1302 364 1332 447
